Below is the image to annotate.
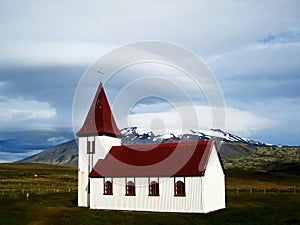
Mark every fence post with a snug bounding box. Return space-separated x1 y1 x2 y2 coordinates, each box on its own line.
26 193 29 201
236 188 239 195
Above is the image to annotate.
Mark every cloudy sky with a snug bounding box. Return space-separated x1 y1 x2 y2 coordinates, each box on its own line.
0 0 299 162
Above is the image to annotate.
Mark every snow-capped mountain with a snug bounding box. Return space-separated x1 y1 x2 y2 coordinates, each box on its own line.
121 127 267 146
17 127 273 166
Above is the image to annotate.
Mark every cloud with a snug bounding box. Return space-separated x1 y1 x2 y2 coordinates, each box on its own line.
240 97 300 123
0 150 43 163
0 96 56 122
0 82 6 89
220 97 300 145
0 41 116 67
258 31 300 44
1 1 300 66
122 103 274 137
224 107 275 136
46 136 71 145
207 39 300 78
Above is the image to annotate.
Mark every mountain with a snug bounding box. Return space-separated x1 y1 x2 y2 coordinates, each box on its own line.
17 127 300 172
121 127 267 146
17 140 78 166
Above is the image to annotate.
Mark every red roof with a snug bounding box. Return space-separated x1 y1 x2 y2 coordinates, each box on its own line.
77 83 122 137
89 140 213 177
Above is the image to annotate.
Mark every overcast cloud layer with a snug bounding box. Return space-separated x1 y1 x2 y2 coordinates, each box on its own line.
0 0 299 162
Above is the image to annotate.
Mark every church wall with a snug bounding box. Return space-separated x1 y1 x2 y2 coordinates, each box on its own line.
202 145 226 213
90 176 210 213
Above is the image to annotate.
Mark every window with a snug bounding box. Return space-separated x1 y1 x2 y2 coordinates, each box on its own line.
103 178 113 195
149 181 159 196
125 178 136 196
148 177 159 196
92 140 95 153
87 140 90 153
174 177 186 196
87 139 95 154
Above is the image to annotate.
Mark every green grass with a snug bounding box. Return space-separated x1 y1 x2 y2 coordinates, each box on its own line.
0 163 300 225
1 192 299 225
226 169 300 189
0 163 77 192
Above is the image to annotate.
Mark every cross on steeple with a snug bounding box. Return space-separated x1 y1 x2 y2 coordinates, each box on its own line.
97 67 105 83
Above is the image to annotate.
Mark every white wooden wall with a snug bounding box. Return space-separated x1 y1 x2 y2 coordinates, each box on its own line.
202 145 226 213
90 176 206 213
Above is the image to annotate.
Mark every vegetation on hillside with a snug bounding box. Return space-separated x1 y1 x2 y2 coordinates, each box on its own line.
219 143 300 172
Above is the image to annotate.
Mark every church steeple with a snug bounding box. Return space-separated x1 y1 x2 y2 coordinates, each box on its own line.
77 83 122 137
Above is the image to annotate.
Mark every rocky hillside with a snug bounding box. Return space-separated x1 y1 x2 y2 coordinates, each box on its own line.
17 140 78 166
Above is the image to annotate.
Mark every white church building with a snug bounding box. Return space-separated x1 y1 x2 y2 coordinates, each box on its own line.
77 83 225 213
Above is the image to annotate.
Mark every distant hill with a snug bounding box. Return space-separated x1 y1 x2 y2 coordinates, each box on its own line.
218 142 300 172
17 140 78 166
17 127 300 172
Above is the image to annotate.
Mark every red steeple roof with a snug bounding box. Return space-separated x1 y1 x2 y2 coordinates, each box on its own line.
77 83 122 137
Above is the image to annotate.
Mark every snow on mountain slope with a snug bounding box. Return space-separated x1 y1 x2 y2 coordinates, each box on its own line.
121 127 267 146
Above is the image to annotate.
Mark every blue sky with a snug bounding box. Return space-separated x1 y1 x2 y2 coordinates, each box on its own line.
0 0 300 162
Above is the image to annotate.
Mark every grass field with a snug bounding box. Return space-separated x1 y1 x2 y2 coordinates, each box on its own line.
0 163 299 225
